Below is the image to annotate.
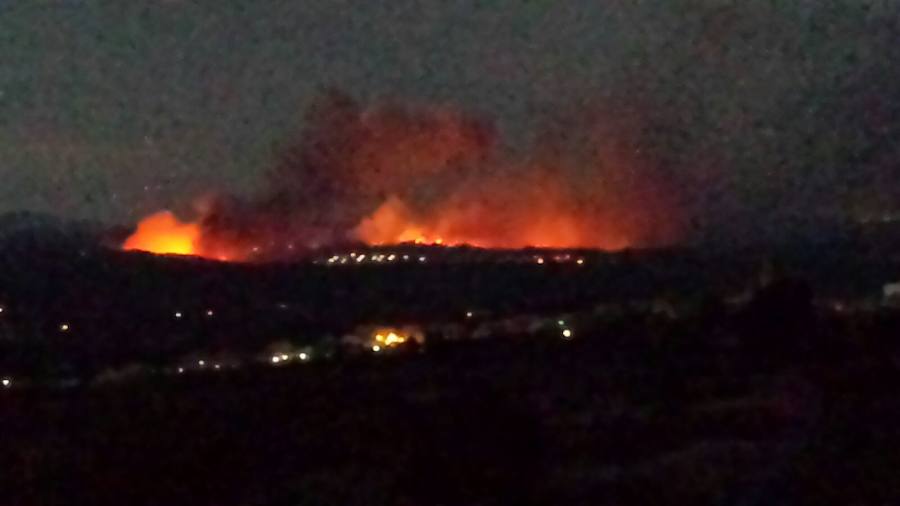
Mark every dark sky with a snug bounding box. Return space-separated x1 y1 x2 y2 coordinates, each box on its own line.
1 0 898 238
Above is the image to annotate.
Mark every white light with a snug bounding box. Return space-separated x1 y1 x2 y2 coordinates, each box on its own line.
174 312 183 319
206 309 214 317
177 367 184 374
536 257 545 264
576 258 585 265
1 378 10 388
350 252 357 257
299 352 308 361
562 329 573 339
418 256 426 263
252 246 260 253
198 360 206 367
280 354 289 361
59 323 70 332
387 254 396 261
557 320 565 326
466 311 474 318
372 345 381 352
271 356 281 364
0 306 4 313
214 364 221 370
403 255 409 261
357 254 366 262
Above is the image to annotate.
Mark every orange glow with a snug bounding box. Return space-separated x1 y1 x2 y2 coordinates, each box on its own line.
121 94 682 259
123 211 201 256
353 170 643 250
370 326 424 349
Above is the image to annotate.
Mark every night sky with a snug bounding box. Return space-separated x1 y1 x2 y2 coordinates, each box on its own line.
1 1 898 241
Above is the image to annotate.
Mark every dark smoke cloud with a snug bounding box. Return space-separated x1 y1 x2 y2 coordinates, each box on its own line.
189 88 682 259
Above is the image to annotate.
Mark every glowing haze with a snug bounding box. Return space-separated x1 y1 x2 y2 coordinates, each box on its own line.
123 90 682 261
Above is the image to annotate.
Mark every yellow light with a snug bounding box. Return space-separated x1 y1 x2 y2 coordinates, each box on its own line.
280 354 289 361
576 258 585 265
375 334 385 343
271 356 281 364
562 329 573 339
372 345 382 352
299 352 309 361
383 332 406 346
59 323 70 332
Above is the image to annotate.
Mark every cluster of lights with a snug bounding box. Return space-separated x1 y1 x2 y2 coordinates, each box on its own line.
177 358 235 374
324 252 427 265
371 330 411 352
271 352 310 365
558 319 574 340
534 255 586 266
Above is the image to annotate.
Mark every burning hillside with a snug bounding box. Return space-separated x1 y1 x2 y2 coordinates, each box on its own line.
123 90 682 261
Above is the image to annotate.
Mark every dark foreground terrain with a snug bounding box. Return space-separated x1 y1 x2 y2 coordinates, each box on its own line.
4 326 900 506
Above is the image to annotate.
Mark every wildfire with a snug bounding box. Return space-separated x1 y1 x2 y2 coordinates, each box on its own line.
122 211 201 256
120 91 682 259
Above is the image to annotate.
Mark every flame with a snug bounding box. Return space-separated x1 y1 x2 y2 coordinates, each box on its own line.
120 92 682 259
353 171 640 250
122 211 201 256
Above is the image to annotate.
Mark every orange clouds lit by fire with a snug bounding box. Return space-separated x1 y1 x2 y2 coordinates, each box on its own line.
122 91 682 260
